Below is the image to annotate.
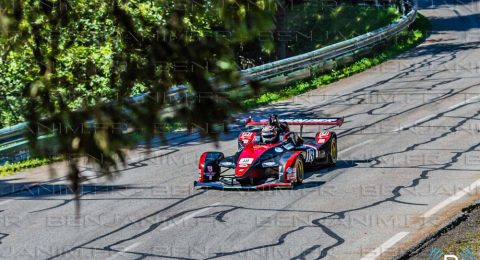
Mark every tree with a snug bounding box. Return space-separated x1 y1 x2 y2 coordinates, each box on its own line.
274 0 288 59
0 0 275 206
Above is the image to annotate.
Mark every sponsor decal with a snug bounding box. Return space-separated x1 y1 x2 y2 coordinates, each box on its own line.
205 170 216 180
275 147 284 153
207 166 213 172
288 168 297 181
239 158 254 164
284 119 338 123
240 132 253 139
316 132 331 144
239 164 249 168
240 132 255 145
248 118 340 125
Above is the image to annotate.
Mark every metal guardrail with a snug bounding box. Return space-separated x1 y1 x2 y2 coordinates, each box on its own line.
0 123 28 148
242 10 416 82
166 5 416 97
0 3 417 164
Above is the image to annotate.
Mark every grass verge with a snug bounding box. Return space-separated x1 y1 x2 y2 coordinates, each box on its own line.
244 13 430 108
0 157 62 177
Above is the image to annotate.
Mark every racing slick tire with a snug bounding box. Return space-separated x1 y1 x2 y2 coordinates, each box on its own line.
293 157 304 186
327 136 337 167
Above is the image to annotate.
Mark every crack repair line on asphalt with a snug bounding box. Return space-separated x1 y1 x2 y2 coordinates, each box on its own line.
360 232 410 260
422 178 480 218
160 202 221 231
392 94 480 132
105 242 142 260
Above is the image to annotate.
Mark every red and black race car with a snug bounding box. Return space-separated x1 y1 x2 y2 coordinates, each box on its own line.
194 115 344 190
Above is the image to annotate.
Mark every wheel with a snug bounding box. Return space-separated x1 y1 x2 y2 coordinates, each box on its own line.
293 158 304 185
327 137 337 166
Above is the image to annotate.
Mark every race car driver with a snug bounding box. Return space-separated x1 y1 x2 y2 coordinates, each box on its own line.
261 125 279 143
261 115 302 146
261 115 289 143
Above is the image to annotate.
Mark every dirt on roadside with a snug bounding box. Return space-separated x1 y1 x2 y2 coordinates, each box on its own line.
405 203 480 259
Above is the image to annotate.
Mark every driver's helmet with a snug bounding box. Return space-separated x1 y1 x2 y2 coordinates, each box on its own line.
261 125 278 144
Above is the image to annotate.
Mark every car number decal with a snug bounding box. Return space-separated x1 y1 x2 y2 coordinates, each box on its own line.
304 145 318 163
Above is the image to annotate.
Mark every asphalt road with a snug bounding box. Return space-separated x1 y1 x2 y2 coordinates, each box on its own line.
1 0 480 259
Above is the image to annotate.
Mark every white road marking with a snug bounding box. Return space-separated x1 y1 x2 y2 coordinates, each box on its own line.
339 140 373 155
360 232 410 260
106 242 142 260
392 94 480 132
160 202 220 231
447 95 480 110
104 203 220 259
422 178 480 218
0 199 13 206
392 114 438 132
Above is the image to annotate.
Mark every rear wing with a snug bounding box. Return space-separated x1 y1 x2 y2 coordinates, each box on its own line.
245 117 344 127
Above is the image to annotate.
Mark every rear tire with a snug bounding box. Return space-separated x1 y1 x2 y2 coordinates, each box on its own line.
327 137 337 166
293 158 304 185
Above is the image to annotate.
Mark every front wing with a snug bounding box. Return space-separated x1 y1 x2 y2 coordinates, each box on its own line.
194 180 293 190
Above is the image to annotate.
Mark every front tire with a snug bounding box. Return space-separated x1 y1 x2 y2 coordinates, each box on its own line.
293 158 304 185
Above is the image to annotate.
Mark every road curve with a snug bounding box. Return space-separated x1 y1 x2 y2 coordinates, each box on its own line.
0 0 479 259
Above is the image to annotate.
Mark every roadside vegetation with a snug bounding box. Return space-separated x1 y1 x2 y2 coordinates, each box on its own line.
244 13 430 107
0 157 58 176
239 4 400 67
288 5 400 56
